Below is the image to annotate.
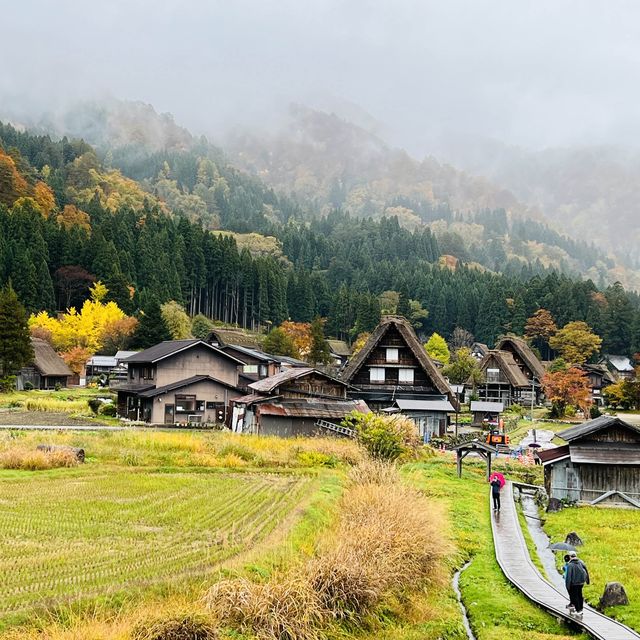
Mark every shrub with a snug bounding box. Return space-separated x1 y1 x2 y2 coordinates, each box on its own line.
0 376 16 393
590 404 602 419
88 398 102 414
0 448 78 470
342 411 419 461
205 575 327 640
23 382 34 391
131 612 218 640
296 450 337 467
99 402 117 417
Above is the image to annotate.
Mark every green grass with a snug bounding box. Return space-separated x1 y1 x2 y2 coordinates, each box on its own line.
401 457 586 640
545 505 640 632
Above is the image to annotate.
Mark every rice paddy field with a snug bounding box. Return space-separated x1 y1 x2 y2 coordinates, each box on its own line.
0 469 310 623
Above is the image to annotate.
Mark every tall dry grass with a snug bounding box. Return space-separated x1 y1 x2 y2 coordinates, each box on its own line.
0 447 78 470
204 460 449 637
206 575 327 640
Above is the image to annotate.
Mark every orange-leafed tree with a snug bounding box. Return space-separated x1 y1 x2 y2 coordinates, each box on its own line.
525 308 558 359
279 321 313 359
62 346 92 377
0 149 28 207
56 204 91 233
33 181 56 217
542 367 592 418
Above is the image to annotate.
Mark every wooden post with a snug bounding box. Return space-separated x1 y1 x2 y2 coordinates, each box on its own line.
487 449 492 481
457 449 462 477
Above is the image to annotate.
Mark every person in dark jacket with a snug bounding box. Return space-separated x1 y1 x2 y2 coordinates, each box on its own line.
565 551 590 618
490 477 501 511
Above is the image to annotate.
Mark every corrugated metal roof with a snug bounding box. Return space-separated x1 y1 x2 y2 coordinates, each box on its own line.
558 416 640 442
604 355 635 372
87 355 117 367
538 445 571 465
258 399 368 419
470 401 504 412
249 367 350 393
395 399 454 412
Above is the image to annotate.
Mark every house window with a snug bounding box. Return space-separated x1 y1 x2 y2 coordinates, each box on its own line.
142 366 154 381
243 364 258 374
386 348 399 363
175 394 196 412
196 400 205 412
486 368 500 383
258 365 268 377
369 367 385 382
398 368 414 384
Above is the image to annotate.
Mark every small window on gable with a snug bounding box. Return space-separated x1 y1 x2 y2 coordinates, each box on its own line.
370 367 385 382
398 368 414 383
486 368 500 383
386 348 399 363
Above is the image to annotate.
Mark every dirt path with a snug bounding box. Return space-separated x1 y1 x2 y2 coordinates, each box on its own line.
0 410 110 427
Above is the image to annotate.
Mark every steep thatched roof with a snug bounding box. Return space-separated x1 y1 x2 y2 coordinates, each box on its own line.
341 315 455 402
476 350 531 388
31 338 73 377
495 335 545 380
208 328 262 349
327 340 351 357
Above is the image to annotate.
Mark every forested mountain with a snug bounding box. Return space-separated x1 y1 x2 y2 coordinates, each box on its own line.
225 105 637 289
430 135 640 267
2 111 640 358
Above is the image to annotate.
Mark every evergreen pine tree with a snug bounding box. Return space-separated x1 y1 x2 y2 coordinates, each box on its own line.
132 300 171 349
308 317 331 365
0 283 33 382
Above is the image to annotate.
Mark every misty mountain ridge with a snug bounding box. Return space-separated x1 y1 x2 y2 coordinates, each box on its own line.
4 98 637 289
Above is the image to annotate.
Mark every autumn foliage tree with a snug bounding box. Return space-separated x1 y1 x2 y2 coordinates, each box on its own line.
542 367 592 417
28 282 136 359
548 321 602 365
278 321 312 359
424 332 450 364
525 308 558 359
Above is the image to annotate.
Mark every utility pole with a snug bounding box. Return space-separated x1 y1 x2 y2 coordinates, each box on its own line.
531 378 536 422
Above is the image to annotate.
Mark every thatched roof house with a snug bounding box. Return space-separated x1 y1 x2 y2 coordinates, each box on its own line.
341 316 458 416
18 338 73 390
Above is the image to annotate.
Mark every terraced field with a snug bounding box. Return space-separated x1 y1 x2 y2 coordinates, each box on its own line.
0 469 311 619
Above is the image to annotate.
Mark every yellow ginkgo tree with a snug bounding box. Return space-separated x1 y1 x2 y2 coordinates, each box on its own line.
29 282 136 374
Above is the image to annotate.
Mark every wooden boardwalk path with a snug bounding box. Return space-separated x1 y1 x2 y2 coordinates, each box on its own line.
491 482 640 640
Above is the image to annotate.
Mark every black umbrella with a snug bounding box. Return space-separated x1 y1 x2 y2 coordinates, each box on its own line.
550 542 577 552
528 442 542 448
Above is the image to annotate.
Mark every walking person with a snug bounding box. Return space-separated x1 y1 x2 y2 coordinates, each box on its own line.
565 551 590 619
490 475 501 512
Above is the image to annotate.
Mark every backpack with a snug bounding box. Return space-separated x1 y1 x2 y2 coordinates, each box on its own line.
571 560 588 585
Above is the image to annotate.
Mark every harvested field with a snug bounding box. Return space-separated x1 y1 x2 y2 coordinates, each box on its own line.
0 468 311 621
0 411 106 427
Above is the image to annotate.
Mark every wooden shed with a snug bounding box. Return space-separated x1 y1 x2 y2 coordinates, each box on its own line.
538 416 640 507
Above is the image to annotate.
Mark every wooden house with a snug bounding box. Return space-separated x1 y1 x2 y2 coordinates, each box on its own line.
116 339 243 424
471 342 489 361
474 349 534 407
538 416 640 507
579 363 616 407
495 335 545 402
383 398 455 441
17 338 73 390
469 400 504 427
340 316 457 433
327 339 351 368
600 355 635 381
231 367 367 437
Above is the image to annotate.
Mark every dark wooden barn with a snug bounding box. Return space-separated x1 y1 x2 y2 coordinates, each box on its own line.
538 416 640 508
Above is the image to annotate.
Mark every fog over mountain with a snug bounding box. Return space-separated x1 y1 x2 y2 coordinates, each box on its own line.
3 0 640 153
3 1 640 258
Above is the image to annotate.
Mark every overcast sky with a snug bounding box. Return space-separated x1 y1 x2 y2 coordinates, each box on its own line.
2 0 639 154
